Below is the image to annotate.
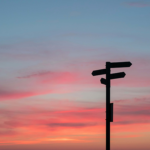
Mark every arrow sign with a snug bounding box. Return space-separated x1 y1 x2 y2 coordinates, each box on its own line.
110 61 132 68
100 78 106 85
110 72 126 79
92 69 106 76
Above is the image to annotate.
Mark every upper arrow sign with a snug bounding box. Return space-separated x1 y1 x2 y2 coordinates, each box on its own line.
92 69 106 76
110 61 132 68
110 72 126 79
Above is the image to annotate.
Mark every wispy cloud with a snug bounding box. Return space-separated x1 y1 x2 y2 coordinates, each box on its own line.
47 122 97 128
125 2 150 7
0 89 35 100
0 87 55 101
17 70 79 85
17 71 55 79
113 97 150 127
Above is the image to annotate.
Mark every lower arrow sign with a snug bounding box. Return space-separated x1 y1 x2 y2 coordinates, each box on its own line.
100 78 106 85
110 72 126 79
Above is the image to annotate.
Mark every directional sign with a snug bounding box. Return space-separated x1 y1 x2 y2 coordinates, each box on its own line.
92 69 106 76
91 61 132 150
110 72 126 79
100 78 106 85
110 61 132 68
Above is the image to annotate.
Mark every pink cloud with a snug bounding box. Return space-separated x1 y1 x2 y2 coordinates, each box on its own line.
5 41 146 89
112 97 150 127
0 55 148 103
0 130 18 137
0 97 150 145
17 71 79 85
1 70 82 101
0 90 35 100
125 2 150 7
17 71 53 79
0 88 55 101
0 97 149 130
0 103 105 145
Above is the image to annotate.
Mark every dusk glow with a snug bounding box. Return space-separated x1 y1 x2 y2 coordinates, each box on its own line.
0 0 150 150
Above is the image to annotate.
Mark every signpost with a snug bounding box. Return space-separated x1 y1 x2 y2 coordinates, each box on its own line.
91 61 132 150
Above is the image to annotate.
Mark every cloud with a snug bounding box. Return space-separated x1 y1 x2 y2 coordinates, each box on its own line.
47 122 97 128
17 71 53 79
16 56 150 88
17 70 80 85
0 89 35 100
0 102 104 145
0 40 74 64
0 130 17 137
0 87 55 101
0 97 150 145
0 97 149 129
112 97 150 126
0 103 104 131
0 140 41 145
124 2 150 7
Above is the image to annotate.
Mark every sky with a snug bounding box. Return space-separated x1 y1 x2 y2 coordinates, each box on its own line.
0 0 150 150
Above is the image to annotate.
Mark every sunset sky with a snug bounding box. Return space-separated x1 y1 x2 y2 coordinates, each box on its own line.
0 0 150 150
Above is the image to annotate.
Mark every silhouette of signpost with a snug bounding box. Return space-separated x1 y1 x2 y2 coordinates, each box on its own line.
92 61 132 150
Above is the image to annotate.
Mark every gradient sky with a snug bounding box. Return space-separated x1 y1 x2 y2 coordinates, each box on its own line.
0 0 150 150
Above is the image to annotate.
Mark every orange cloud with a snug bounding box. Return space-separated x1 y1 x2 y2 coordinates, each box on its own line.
0 97 149 145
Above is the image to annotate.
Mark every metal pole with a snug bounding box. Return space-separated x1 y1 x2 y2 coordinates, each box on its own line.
106 62 110 150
